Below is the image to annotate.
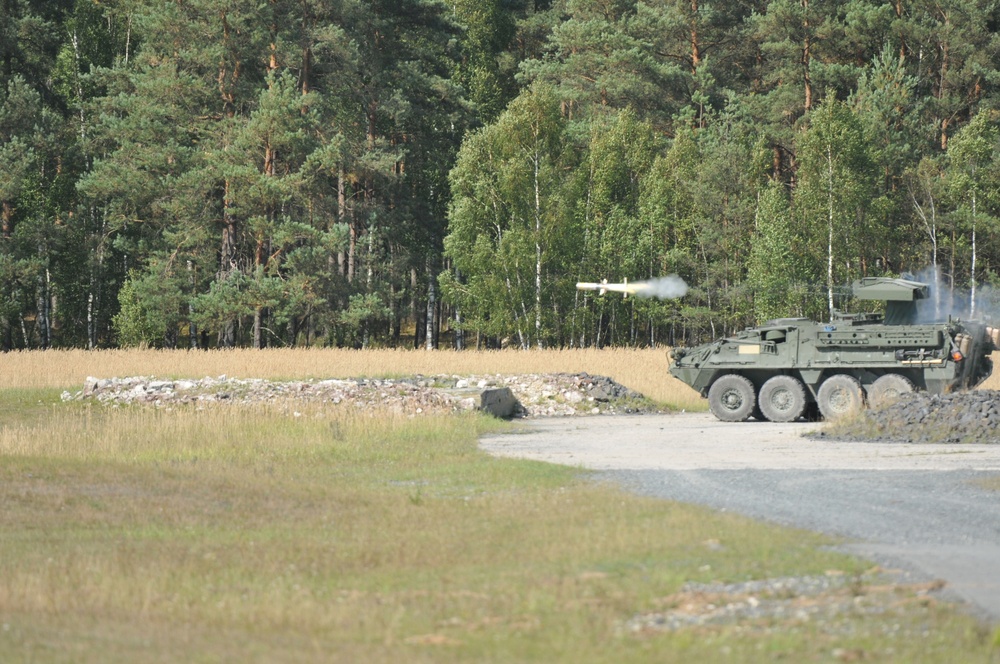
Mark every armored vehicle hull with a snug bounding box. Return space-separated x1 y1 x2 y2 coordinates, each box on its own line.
669 278 997 422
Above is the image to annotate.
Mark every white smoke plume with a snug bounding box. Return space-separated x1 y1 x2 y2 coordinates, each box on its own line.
908 265 1000 323
911 265 948 323
634 274 689 300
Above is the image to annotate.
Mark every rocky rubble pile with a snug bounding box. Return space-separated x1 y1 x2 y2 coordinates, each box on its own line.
624 570 944 635
824 390 1000 444
62 372 658 418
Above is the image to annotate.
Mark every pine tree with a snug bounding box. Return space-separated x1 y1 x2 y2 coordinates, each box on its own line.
905 0 1000 150
519 0 687 132
452 0 518 123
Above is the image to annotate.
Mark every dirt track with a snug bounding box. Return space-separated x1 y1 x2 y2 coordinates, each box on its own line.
479 412 1000 622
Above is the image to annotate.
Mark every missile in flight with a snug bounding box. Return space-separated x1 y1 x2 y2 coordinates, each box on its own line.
575 279 646 298
576 275 689 300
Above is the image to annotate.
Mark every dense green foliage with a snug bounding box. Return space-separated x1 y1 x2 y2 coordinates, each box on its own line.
3 0 1000 349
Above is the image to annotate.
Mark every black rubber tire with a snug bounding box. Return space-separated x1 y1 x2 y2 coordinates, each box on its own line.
816 374 865 421
758 375 808 423
707 374 756 422
867 374 915 408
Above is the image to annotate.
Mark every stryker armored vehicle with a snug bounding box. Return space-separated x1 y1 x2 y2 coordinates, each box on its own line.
668 277 999 422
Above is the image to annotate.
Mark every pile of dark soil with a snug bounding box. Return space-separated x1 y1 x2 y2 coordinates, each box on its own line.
821 390 1000 444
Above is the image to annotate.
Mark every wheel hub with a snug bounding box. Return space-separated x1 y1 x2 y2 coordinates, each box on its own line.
770 388 793 411
722 389 744 410
828 387 851 412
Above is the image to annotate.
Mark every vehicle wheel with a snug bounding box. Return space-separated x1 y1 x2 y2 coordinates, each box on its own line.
867 374 915 408
758 375 808 423
708 374 756 422
816 374 865 421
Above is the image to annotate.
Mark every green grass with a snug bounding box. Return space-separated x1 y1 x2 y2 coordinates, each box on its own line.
0 388 70 426
0 393 996 663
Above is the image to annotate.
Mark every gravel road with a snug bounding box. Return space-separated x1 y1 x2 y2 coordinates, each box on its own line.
479 412 1000 622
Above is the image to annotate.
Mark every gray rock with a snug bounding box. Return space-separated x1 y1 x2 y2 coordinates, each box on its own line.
480 387 520 419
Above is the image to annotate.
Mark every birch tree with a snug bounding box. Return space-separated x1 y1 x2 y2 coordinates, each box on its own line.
907 157 946 318
796 93 877 320
946 110 1000 317
747 181 803 323
442 88 576 348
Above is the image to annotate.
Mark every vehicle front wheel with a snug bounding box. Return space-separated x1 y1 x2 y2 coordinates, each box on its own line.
707 374 756 422
758 375 808 422
816 374 865 421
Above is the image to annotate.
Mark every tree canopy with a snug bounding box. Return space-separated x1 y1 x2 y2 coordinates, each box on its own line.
3 0 1000 349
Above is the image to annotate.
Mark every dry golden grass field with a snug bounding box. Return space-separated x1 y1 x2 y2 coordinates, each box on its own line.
0 347 705 409
0 349 997 663
2 347 998 403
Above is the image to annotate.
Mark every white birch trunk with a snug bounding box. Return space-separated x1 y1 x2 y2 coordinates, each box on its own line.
971 189 977 318
425 267 436 351
71 30 86 141
188 260 198 348
505 276 526 349
87 292 94 350
534 152 543 349
826 144 835 321
910 178 940 319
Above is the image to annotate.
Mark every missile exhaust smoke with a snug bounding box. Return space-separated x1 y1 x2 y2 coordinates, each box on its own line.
576 275 689 300
635 275 689 299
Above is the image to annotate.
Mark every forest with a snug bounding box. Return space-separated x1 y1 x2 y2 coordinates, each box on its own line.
3 0 1000 350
